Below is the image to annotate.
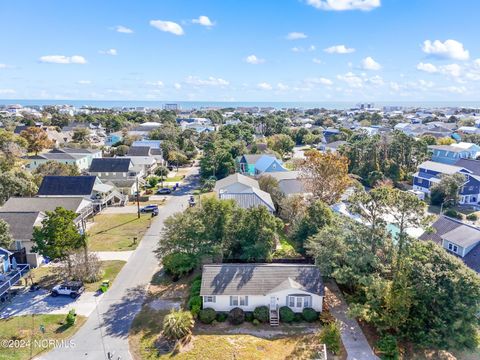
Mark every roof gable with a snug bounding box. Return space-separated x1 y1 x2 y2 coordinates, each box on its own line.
37 176 97 196
89 158 132 172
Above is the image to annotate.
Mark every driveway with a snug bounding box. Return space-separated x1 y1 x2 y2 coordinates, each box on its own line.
1 290 100 318
100 205 139 214
93 251 133 262
40 167 200 360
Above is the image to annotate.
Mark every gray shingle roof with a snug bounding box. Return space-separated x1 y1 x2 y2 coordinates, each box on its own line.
241 154 265 164
38 176 97 196
455 159 480 176
214 173 259 192
442 225 480 248
127 146 151 157
89 158 131 172
200 264 324 296
0 197 89 214
0 212 41 240
418 161 466 175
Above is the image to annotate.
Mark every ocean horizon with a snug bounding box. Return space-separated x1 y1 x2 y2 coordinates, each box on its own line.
1 99 480 110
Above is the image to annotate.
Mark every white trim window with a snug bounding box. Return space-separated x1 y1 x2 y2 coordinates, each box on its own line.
204 295 216 303
448 243 459 253
288 295 311 309
230 295 248 306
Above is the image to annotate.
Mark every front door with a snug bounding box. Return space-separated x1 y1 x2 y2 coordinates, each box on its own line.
270 296 277 310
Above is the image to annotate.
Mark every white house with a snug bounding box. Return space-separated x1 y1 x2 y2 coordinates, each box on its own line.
200 264 324 326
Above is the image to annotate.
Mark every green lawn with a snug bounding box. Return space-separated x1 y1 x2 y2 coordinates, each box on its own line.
0 314 86 360
30 260 126 291
88 213 151 251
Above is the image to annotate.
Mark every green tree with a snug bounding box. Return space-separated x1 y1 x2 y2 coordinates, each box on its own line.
0 170 37 205
32 161 79 186
20 127 53 155
429 173 466 206
32 207 84 275
0 219 14 249
267 134 295 159
72 127 91 142
155 165 170 187
258 175 284 210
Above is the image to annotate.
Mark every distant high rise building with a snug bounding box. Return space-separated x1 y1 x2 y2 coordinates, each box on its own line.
164 103 179 111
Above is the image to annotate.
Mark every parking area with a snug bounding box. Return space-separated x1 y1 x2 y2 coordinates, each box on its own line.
0 289 101 318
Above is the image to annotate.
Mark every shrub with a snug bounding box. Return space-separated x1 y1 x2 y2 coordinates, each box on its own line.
279 306 295 323
302 308 319 322
252 319 260 326
319 321 341 355
216 312 228 322
190 304 201 317
467 213 478 221
376 334 399 360
444 209 462 219
188 295 202 310
294 313 303 322
148 176 159 188
319 310 335 325
228 307 245 325
189 280 201 297
163 309 195 340
199 308 216 324
253 306 269 323
245 312 254 322
163 252 197 280
65 309 76 327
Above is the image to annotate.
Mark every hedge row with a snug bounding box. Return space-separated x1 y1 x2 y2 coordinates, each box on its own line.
198 306 320 325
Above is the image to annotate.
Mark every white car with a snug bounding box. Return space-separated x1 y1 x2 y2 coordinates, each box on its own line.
51 281 85 299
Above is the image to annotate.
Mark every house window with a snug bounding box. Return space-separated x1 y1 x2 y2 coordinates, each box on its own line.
448 243 459 253
204 296 216 303
287 295 311 309
230 295 248 306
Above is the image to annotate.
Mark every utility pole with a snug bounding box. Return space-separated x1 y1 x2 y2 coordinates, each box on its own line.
136 176 140 219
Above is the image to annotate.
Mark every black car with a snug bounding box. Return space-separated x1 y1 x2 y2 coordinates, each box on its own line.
140 204 159 213
157 188 172 195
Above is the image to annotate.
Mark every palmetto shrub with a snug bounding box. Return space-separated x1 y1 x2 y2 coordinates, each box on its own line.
162 309 195 340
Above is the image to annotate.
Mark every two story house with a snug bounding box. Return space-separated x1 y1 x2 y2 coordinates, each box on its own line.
237 154 288 176
429 142 480 164
89 158 144 195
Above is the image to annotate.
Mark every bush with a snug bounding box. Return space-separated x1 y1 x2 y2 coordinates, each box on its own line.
302 308 319 322
279 306 295 323
376 334 399 360
444 209 462 219
216 312 228 322
189 280 201 297
319 321 341 355
294 313 303 322
148 176 159 188
190 304 201 317
188 295 202 310
245 312 254 322
429 187 445 206
65 309 76 327
228 307 245 325
199 308 216 324
319 310 335 325
252 319 260 326
163 309 195 340
467 213 478 221
253 306 269 323
163 252 197 280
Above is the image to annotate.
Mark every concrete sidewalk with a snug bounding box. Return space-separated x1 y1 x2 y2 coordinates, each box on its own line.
326 282 379 360
93 251 133 262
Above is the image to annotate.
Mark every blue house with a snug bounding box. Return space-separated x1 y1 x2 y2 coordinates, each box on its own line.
254 155 288 175
0 247 30 298
413 161 480 204
429 143 480 164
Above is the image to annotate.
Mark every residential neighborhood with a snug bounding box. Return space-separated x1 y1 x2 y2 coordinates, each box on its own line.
1 1 480 360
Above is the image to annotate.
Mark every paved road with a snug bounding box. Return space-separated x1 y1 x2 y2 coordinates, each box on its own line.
40 168 199 360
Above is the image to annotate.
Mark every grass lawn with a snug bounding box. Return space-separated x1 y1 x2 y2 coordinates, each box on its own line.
30 260 126 291
88 213 152 251
0 314 86 360
273 235 303 259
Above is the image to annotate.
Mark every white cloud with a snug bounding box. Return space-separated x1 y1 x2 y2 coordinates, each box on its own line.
324 45 355 54
286 32 307 40
245 55 265 64
291 47 302 53
367 75 383 85
361 56 381 70
257 82 273 90
306 0 380 11
308 45 316 51
422 39 469 60
146 80 164 87
442 85 467 94
337 72 363 88
150 20 184 36
39 55 87 64
312 58 322 64
0 64 7 69
277 83 289 91
192 15 214 27
174 83 182 90
306 77 334 86
115 25 133 34
77 80 92 85
416 62 437 73
100 48 117 56
185 76 229 86
0 89 15 94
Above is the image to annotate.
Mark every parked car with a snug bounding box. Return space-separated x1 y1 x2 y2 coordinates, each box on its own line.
157 188 172 195
140 204 159 213
51 281 85 299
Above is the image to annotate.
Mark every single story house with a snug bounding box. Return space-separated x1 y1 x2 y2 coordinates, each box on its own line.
419 216 480 273
262 171 307 196
200 264 324 325
215 173 275 213
429 142 480 164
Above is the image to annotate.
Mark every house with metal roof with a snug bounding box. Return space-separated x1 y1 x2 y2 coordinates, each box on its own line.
200 264 324 326
419 216 480 273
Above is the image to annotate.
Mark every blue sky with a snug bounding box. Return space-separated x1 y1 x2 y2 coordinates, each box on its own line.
1 0 480 102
